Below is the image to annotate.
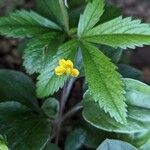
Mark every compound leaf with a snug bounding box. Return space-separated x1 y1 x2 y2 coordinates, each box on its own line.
37 40 78 98
0 10 61 38
23 32 61 74
80 42 127 124
78 0 105 36
82 17 150 49
36 0 69 31
83 78 150 133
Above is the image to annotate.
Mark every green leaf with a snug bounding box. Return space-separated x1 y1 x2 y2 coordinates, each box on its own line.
83 123 117 149
0 10 61 38
78 0 105 36
82 17 150 49
69 6 84 27
97 139 137 150
141 141 150 150
0 69 38 109
99 4 121 24
42 98 59 118
37 40 78 98
80 42 127 124
83 78 150 133
98 45 123 63
0 135 8 150
42 143 60 150
0 101 52 149
23 32 62 74
118 64 143 80
36 0 69 31
65 129 86 150
132 130 150 149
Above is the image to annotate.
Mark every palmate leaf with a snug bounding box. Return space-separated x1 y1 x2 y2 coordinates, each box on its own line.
78 0 105 36
82 16 150 49
83 79 150 134
37 40 78 98
36 0 69 31
0 101 52 150
23 32 62 74
80 41 127 124
0 10 61 38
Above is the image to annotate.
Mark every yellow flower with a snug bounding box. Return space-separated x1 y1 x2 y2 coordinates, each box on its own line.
71 68 80 77
59 59 66 67
55 66 66 76
55 59 79 77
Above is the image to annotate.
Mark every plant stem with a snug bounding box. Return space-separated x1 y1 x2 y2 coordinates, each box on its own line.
55 102 83 144
55 78 75 144
60 78 75 116
61 102 83 122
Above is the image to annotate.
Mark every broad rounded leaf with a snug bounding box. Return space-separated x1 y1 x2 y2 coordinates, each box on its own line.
65 129 86 150
0 101 52 150
0 69 38 109
42 143 60 150
83 123 117 149
97 139 137 150
83 78 150 133
42 98 59 118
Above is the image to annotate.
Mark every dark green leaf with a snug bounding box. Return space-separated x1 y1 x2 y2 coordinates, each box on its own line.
80 42 127 124
0 69 38 109
83 78 150 133
82 17 150 49
83 123 117 149
118 64 143 80
42 143 60 150
132 130 150 149
42 98 59 118
0 135 8 150
0 10 61 38
98 45 123 63
78 0 105 36
36 0 69 31
65 129 86 150
97 139 137 150
23 32 62 74
37 40 78 98
99 4 121 24
0 101 52 150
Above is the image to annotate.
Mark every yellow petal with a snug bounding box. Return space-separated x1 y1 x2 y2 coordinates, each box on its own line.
65 60 73 69
71 68 79 77
65 68 72 74
59 59 66 67
55 66 66 76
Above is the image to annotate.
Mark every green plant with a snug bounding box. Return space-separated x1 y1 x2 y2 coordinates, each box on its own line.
0 0 150 149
